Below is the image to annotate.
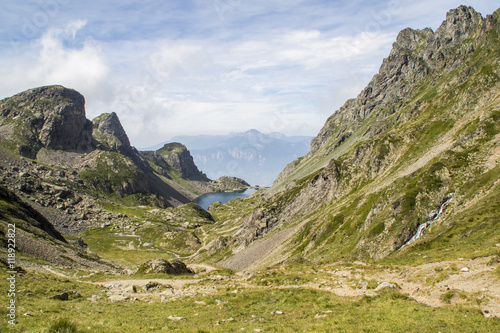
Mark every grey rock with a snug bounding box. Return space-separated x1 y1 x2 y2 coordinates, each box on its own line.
137 259 194 275
144 281 160 291
92 112 132 155
167 315 186 321
374 282 397 291
142 143 209 181
123 285 137 293
0 85 93 153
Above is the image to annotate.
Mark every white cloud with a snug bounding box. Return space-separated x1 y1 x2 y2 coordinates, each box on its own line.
0 20 111 109
0 12 395 148
148 40 213 80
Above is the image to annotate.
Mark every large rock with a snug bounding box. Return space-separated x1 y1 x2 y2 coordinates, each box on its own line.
136 259 194 275
157 143 208 180
92 112 132 155
0 85 93 156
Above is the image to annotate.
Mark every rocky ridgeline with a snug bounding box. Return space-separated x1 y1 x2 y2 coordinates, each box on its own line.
307 6 497 157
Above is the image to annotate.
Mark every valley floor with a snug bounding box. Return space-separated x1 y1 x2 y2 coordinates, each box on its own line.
1 256 499 332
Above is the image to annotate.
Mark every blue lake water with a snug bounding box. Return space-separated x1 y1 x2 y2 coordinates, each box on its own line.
193 188 257 210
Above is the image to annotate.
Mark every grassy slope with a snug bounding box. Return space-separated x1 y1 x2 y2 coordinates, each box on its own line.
2 9 500 333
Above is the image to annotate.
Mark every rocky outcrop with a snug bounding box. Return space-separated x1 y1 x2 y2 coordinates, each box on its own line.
92 112 132 155
155 143 209 181
0 85 93 158
307 6 490 157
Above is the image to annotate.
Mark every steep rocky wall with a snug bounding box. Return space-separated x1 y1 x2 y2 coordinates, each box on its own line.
0 85 93 157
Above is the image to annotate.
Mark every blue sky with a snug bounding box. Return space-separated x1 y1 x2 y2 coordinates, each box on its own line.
1 0 498 147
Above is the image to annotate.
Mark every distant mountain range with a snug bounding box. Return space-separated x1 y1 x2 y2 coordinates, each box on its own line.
146 130 313 186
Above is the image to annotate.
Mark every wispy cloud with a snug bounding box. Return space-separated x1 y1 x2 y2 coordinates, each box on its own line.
1 0 499 147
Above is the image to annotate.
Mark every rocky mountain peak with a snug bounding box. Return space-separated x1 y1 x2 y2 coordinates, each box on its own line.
392 6 484 53
0 85 93 157
92 112 132 154
436 6 483 43
231 5 500 266
157 143 208 181
307 6 494 157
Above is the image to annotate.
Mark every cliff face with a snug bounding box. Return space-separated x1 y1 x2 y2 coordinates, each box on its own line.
213 6 500 268
0 86 93 158
307 6 489 159
157 143 209 181
92 112 132 156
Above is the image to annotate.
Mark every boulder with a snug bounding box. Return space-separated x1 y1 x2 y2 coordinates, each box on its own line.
136 259 194 275
375 282 397 291
51 292 69 301
108 294 130 302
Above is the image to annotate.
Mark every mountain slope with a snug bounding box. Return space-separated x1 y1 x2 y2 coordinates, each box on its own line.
201 6 500 269
0 86 247 208
0 185 115 269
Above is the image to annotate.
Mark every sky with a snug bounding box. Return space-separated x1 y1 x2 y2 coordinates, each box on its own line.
1 0 498 148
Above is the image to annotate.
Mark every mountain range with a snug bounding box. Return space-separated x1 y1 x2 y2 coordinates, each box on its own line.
0 85 247 264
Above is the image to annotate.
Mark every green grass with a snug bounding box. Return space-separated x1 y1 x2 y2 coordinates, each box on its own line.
96 201 148 219
1 270 498 333
46 318 82 333
82 227 177 267
79 151 147 198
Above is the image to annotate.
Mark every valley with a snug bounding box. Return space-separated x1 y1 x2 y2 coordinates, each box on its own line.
1 4 500 332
